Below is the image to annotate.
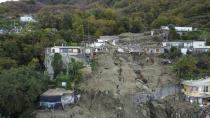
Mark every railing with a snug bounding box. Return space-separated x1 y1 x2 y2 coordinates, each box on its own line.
181 73 210 81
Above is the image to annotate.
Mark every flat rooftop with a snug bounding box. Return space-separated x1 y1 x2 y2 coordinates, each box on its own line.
41 88 74 96
182 77 210 86
53 46 82 48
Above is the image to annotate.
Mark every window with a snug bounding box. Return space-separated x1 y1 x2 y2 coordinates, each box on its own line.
73 49 78 53
61 49 68 53
52 49 55 53
191 86 198 92
68 49 73 53
204 86 208 92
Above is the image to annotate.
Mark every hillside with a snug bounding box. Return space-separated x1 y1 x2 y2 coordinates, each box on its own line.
0 0 209 30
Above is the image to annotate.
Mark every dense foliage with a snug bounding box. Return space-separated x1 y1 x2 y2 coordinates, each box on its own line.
0 66 48 117
55 58 84 89
174 54 210 79
51 53 64 77
0 0 210 35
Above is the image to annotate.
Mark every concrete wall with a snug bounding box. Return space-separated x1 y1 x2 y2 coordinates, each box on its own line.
20 16 35 22
130 85 180 103
44 48 87 79
193 41 206 48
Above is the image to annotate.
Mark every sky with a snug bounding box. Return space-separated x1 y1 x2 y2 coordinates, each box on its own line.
0 0 19 3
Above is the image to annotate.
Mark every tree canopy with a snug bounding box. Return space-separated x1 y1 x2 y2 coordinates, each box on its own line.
0 66 49 117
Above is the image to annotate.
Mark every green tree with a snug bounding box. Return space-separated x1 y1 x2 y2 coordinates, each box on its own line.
51 53 64 78
129 17 144 33
68 58 83 85
168 26 180 40
0 57 17 72
169 47 182 59
151 16 169 28
0 66 48 117
174 56 197 78
28 58 41 71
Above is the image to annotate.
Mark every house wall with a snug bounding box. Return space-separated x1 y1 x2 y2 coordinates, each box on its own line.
20 16 34 22
44 47 87 79
181 48 188 55
51 47 60 53
161 26 193 31
193 41 206 48
145 48 164 54
175 27 193 31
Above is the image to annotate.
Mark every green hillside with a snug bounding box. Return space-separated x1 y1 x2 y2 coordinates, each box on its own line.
0 0 209 35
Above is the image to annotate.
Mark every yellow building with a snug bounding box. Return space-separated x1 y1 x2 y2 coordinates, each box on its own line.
182 77 210 106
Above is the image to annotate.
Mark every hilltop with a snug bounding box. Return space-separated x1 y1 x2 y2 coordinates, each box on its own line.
0 0 209 31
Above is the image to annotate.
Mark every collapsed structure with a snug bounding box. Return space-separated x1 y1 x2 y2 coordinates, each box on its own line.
182 76 210 106
86 36 119 53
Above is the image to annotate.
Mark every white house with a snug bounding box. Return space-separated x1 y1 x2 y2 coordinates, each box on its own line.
0 0 19 3
161 26 193 32
48 46 82 55
20 15 36 22
45 46 88 79
175 27 193 32
162 41 210 54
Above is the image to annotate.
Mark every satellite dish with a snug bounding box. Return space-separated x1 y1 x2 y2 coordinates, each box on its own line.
85 48 91 54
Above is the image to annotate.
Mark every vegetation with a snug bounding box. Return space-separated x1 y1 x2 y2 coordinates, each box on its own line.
169 47 182 59
0 0 209 117
0 0 210 36
51 53 64 78
174 56 197 78
55 58 84 89
174 53 210 79
0 66 48 117
68 58 83 85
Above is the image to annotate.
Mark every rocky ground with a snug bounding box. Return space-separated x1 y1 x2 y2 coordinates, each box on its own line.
35 32 210 118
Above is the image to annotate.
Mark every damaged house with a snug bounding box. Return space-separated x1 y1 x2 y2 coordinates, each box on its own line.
39 88 80 110
182 76 210 106
144 47 165 54
87 36 119 53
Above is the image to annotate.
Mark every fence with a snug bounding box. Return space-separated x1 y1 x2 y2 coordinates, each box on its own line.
126 85 181 103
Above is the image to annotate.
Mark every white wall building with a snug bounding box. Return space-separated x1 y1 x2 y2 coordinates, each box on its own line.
161 26 193 32
20 15 36 22
162 41 210 54
44 46 89 79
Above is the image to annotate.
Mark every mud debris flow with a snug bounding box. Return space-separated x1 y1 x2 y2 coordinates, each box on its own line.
36 32 210 118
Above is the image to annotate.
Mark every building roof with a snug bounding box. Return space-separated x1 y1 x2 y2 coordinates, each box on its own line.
41 88 74 96
52 46 82 49
182 77 210 86
99 36 119 40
